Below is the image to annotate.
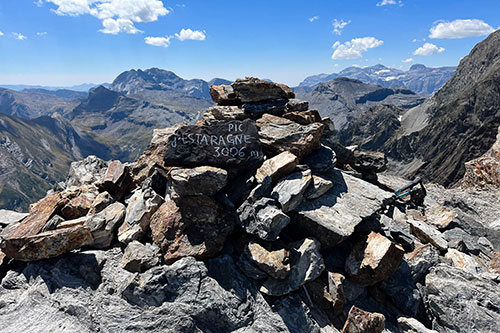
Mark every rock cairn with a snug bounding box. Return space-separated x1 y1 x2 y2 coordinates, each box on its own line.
0 77 499 333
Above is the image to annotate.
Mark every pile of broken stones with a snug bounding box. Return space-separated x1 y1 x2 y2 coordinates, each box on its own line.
0 78 499 333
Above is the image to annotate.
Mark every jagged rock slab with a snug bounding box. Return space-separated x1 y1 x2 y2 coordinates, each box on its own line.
1 225 93 261
304 175 334 200
256 114 324 158
397 317 438 333
272 169 313 212
293 169 393 248
60 190 97 220
202 105 249 122
244 242 290 279
260 238 324 296
121 241 160 273
150 196 234 264
99 160 134 200
424 264 500 332
328 272 346 315
285 99 309 112
444 249 479 274
169 166 227 196
85 202 126 249
404 243 440 282
117 188 163 244
255 151 299 183
424 204 457 229
0 210 28 226
163 119 264 168
283 110 322 125
345 232 404 287
342 306 385 333
408 218 448 251
0 249 324 332
236 197 290 241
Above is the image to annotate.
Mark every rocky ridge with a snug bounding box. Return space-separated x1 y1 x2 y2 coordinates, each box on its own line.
0 78 498 332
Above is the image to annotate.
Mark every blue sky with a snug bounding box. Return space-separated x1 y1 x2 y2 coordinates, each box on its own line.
0 0 499 86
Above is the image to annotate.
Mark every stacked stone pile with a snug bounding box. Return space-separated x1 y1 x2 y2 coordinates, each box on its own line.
0 77 499 333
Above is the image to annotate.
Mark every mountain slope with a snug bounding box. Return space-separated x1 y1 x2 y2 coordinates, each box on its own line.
299 64 456 95
295 78 425 129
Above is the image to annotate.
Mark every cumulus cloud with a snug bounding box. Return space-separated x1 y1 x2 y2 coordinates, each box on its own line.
377 0 403 6
145 36 172 48
402 57 414 63
13 33 27 40
175 28 206 41
333 19 351 35
41 0 169 34
413 43 445 56
429 19 496 39
332 37 383 59
309 16 319 23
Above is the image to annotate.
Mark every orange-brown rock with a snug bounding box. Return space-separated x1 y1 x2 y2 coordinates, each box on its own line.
150 196 234 264
345 232 404 286
255 151 299 183
1 225 93 261
489 252 500 275
462 126 500 188
328 272 346 315
342 306 385 333
244 242 290 279
60 191 97 220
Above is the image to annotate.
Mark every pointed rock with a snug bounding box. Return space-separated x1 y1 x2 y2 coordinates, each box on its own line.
85 202 126 249
328 272 347 315
345 232 404 286
260 238 324 296
272 169 313 212
255 151 299 183
304 175 334 199
150 196 234 264
244 242 290 279
117 188 163 244
256 114 324 158
169 166 228 196
236 197 290 241
342 306 385 333
99 160 134 200
122 241 161 273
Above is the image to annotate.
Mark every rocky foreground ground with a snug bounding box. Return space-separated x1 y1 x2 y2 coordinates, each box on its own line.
0 78 499 333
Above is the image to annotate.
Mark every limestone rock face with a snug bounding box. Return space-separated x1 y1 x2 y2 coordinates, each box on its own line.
117 188 164 245
236 197 290 241
150 196 234 264
294 170 392 248
260 238 324 296
244 242 290 279
255 151 299 183
424 264 500 332
345 232 404 286
65 155 109 188
121 241 160 273
272 169 313 212
342 306 385 333
256 114 324 158
462 126 500 188
169 166 228 196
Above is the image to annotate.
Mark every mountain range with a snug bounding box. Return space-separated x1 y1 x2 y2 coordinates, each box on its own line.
298 64 456 95
338 29 500 186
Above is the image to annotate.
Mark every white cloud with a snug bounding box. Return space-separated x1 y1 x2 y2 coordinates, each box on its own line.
175 28 206 41
34 0 44 7
429 19 496 39
377 0 403 6
332 37 383 59
42 0 169 34
145 36 172 48
13 33 27 40
413 43 445 56
402 57 414 63
37 31 48 36
0 31 4 37
100 18 142 34
333 19 351 35
309 16 319 23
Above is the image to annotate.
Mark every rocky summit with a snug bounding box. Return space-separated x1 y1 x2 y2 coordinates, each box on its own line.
0 77 499 333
